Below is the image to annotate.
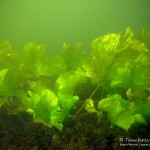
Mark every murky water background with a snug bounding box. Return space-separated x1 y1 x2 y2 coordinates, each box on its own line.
0 0 150 52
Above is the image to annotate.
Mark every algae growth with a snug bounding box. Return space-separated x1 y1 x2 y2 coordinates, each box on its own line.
0 27 150 149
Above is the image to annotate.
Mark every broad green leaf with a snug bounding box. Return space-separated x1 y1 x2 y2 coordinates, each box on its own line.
63 43 87 70
0 28 149 131
2 68 26 96
50 113 64 131
119 27 133 50
136 103 150 121
114 111 134 131
91 33 120 81
18 42 66 78
26 108 34 115
110 66 131 88
0 68 8 85
131 39 148 52
85 99 97 113
56 73 79 94
26 91 41 108
92 33 120 54
27 88 63 130
58 93 79 113
126 88 134 100
134 114 147 125
98 94 128 119
56 68 86 94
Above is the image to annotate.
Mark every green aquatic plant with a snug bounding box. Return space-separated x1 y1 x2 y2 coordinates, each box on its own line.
0 27 150 131
77 27 150 130
97 94 147 131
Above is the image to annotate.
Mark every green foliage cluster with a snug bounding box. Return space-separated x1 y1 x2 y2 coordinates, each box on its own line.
0 27 150 131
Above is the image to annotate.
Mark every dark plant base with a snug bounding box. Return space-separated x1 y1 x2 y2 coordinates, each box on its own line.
0 110 149 150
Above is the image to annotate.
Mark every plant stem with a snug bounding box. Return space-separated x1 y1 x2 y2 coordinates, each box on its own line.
75 57 116 116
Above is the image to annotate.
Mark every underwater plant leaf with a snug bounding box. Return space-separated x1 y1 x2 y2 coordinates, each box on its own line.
1 67 26 96
45 55 66 76
98 94 149 130
22 42 46 62
63 43 87 70
126 88 134 100
92 33 120 54
110 66 131 88
134 114 147 125
131 39 148 52
18 42 65 77
56 68 86 94
58 93 79 113
26 91 41 108
137 28 150 49
91 33 120 82
26 88 63 130
97 94 135 130
116 27 148 65
55 69 86 117
119 27 133 50
105 34 149 93
81 63 96 82
19 42 45 69
98 94 128 119
0 68 9 85
90 27 148 86
114 111 134 131
56 73 79 94
34 88 60 113
0 28 149 131
50 114 64 131
85 99 97 113
26 108 34 115
136 102 150 121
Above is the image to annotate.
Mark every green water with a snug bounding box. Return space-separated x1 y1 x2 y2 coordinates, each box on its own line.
0 0 150 52
0 1 150 149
